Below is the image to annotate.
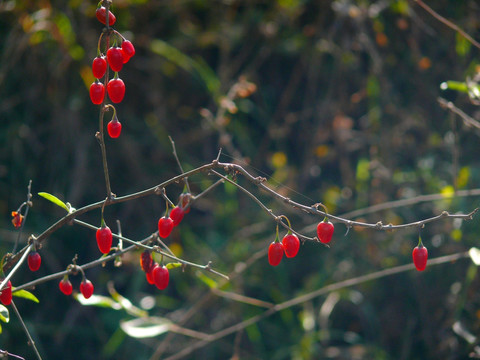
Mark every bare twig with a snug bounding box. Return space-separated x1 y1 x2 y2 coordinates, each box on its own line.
169 136 191 194
413 0 480 50
438 97 480 130
11 300 42 360
163 251 471 360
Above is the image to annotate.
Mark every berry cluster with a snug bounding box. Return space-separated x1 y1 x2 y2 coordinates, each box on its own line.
58 275 94 299
89 3 136 138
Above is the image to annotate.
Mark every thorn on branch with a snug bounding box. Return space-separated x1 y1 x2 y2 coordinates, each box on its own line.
375 221 383 229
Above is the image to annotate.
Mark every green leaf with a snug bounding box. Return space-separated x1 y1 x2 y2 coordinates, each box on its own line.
74 293 122 309
0 304 9 323
120 317 172 338
150 39 220 99
109 287 148 318
38 192 69 212
195 271 217 289
468 247 480 266
165 262 182 270
12 289 39 303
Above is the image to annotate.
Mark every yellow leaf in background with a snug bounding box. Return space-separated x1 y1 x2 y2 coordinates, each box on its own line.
315 145 329 158
441 185 455 198
457 167 470 189
271 152 287 168
451 229 462 242
80 65 94 90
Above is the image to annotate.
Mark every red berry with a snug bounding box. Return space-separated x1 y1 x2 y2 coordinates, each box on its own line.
96 226 113 254
146 263 158 285
0 280 12 306
107 119 122 138
121 40 135 61
268 242 284 266
107 78 125 103
92 56 107 79
106 47 124 72
170 206 184 227
140 250 154 273
316 220 334 244
95 6 116 26
89 81 105 105
158 216 174 238
59 278 73 296
412 244 428 271
27 251 42 272
153 265 169 290
80 279 94 299
282 234 300 258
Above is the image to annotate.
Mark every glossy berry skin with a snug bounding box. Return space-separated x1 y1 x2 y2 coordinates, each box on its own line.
80 279 94 299
170 206 184 227
92 56 107 79
107 78 125 103
59 278 73 296
107 47 124 72
153 265 169 290
317 220 334 244
140 250 154 273
268 242 284 266
158 216 174 238
121 40 135 62
282 234 300 258
95 6 116 26
0 280 12 306
412 245 428 271
96 226 113 254
107 119 122 138
89 81 105 105
146 264 158 285
28 251 42 272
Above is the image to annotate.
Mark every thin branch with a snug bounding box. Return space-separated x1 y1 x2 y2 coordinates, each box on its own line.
438 97 480 130
13 180 32 254
413 0 480 50
169 136 191 194
163 251 471 360
11 300 42 360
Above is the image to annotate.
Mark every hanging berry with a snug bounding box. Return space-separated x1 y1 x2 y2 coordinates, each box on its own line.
412 236 428 271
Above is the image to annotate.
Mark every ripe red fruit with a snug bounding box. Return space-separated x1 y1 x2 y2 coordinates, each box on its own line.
96 226 113 254
107 78 125 103
170 206 184 226
153 265 169 290
27 251 42 272
59 278 73 296
140 250 154 273
282 234 300 258
121 40 135 61
95 6 116 26
268 242 284 266
412 244 428 271
146 263 158 285
92 56 107 79
106 47 124 72
107 118 122 138
158 216 174 238
317 220 334 244
89 81 105 105
0 280 12 306
80 279 94 299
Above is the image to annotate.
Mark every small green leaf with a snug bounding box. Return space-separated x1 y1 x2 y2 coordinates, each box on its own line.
0 304 9 323
165 262 182 270
468 247 480 266
109 287 148 318
195 271 217 289
38 192 69 212
120 317 171 338
74 293 122 309
12 289 39 303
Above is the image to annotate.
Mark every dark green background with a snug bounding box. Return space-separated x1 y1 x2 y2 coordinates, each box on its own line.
1 0 480 359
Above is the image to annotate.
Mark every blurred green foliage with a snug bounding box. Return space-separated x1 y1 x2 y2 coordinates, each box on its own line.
1 0 480 359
